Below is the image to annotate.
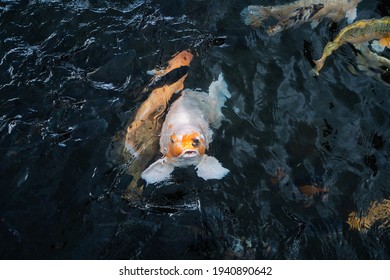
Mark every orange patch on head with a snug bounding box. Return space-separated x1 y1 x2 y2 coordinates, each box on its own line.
166 132 206 158
379 37 390 48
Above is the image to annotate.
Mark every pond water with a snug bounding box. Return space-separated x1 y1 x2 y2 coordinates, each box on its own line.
0 0 389 259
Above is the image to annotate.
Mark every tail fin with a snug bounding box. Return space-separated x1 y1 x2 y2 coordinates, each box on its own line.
241 5 272 27
209 73 231 108
312 58 325 76
208 73 231 127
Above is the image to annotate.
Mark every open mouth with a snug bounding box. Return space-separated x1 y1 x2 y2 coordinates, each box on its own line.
180 150 199 158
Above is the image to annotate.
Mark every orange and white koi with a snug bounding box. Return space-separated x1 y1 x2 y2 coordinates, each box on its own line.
141 74 231 184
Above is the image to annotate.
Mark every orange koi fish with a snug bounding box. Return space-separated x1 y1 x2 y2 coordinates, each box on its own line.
122 50 193 201
125 50 193 156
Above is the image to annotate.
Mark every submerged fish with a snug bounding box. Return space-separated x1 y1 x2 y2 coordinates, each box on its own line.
141 74 231 184
313 17 390 75
349 43 390 83
241 0 361 34
298 184 329 196
125 50 193 156
122 50 193 201
270 167 289 186
268 4 324 35
347 198 390 231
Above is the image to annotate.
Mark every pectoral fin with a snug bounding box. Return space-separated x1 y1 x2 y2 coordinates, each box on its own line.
196 155 229 180
141 158 174 184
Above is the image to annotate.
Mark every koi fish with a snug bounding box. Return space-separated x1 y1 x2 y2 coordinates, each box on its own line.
241 0 361 34
347 198 390 231
141 74 231 184
313 17 390 75
267 4 324 35
122 50 193 201
270 168 289 186
125 50 193 156
298 184 329 196
349 43 390 83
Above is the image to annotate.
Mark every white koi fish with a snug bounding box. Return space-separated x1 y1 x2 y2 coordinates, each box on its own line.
141 73 231 184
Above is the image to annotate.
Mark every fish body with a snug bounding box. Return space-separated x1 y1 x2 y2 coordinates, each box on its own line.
350 43 390 83
298 184 329 196
141 74 230 184
347 198 390 231
125 50 193 156
122 50 193 201
241 0 361 34
268 4 324 35
313 17 390 75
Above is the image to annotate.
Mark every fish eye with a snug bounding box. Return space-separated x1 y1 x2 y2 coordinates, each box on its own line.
192 138 200 148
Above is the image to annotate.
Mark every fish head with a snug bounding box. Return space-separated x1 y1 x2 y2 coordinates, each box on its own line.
166 131 206 159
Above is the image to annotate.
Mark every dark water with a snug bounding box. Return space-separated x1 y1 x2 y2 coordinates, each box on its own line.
1 0 390 259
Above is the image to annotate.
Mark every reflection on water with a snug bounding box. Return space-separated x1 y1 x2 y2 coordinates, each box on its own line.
0 0 389 259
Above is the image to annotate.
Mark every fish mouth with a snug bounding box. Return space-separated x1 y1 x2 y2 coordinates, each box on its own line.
180 149 199 158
